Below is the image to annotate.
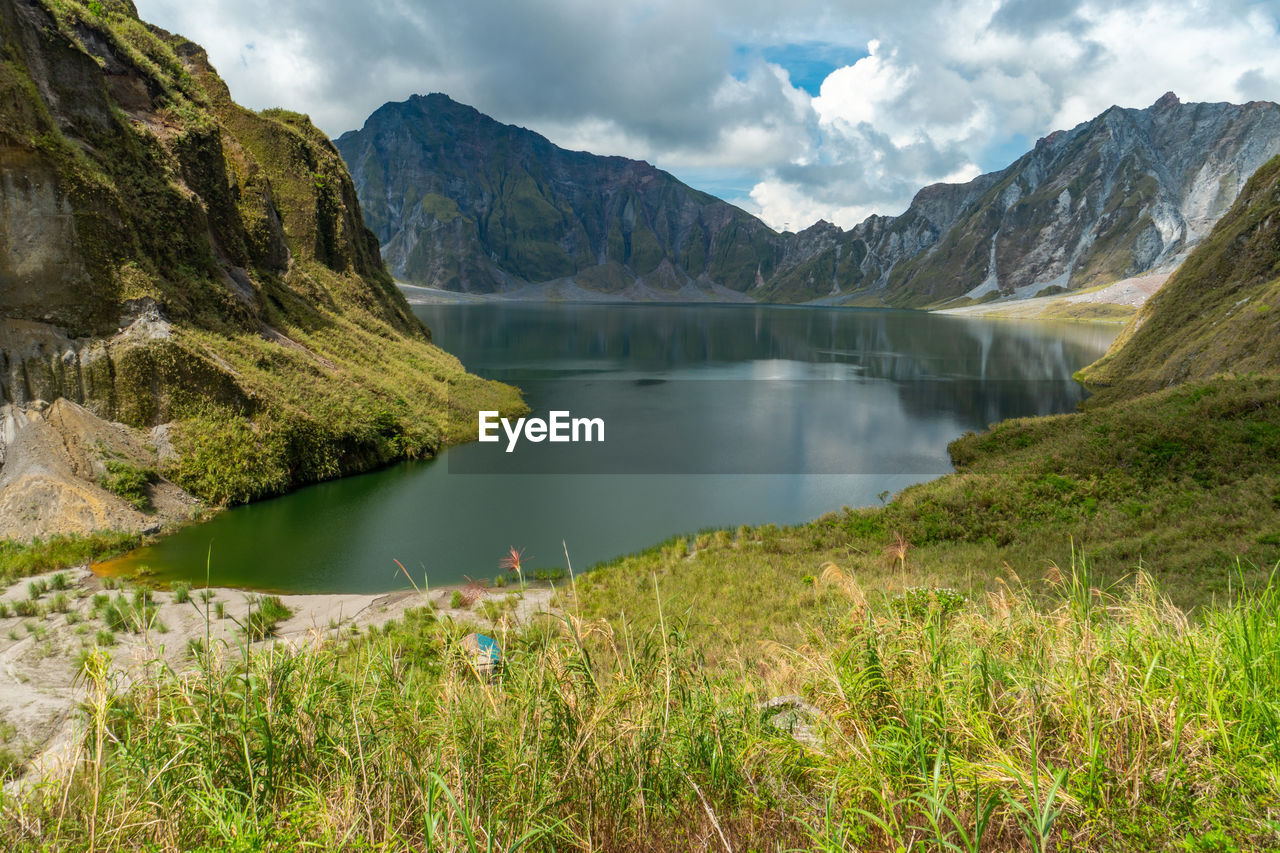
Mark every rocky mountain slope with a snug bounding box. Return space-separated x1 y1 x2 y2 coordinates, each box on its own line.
336 94 779 299
340 93 1280 307
1079 153 1280 395
0 0 518 539
800 92 1280 307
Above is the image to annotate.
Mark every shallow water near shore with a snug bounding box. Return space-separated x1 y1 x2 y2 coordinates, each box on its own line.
100 303 1117 593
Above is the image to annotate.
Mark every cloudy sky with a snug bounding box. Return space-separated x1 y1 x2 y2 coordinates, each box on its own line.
134 0 1280 231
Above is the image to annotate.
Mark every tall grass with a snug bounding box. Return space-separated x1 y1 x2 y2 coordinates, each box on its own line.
4 559 1280 850
0 532 142 585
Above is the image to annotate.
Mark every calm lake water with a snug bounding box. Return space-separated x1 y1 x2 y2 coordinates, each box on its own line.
102 304 1117 593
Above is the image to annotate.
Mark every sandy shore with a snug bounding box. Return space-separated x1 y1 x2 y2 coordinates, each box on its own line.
934 273 1170 321
0 567 557 791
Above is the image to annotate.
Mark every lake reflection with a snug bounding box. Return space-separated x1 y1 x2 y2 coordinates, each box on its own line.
103 304 1116 593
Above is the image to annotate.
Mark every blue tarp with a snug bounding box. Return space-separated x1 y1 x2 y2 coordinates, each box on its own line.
474 633 501 663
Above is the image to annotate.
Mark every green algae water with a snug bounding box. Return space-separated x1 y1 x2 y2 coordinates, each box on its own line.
102 304 1117 592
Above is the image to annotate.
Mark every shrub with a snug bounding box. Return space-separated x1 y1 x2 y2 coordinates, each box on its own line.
97 590 159 634
165 410 290 506
242 595 293 641
890 586 968 620
98 460 158 512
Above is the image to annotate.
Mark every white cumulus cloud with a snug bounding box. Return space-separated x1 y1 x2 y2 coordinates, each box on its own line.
133 0 1280 232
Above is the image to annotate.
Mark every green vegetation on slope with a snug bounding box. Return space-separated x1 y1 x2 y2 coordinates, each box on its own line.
0 532 141 586
96 460 157 512
0 0 520 510
1081 154 1280 394
575 377 1280 659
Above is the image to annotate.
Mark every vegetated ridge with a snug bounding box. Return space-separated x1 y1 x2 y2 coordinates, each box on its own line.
1080 153 1280 393
338 91 1280 307
0 0 520 542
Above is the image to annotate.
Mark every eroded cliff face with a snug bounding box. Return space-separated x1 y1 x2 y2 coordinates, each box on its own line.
0 0 519 536
1079 153 1280 396
336 93 781 298
0 398 199 539
0 0 393 401
843 93 1280 308
341 92 1280 307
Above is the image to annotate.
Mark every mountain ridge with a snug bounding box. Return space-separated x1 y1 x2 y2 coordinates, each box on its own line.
337 92 780 298
339 92 1280 308
1079 151 1280 395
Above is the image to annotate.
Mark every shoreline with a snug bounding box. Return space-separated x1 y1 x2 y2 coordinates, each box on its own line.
0 292 1130 787
399 279 1154 322
71 291 1126 593
931 272 1168 322
0 566 557 791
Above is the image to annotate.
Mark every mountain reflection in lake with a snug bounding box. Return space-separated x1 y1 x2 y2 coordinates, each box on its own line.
103 303 1116 593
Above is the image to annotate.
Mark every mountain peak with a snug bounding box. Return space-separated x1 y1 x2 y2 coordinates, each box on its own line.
338 91 1280 306
336 95 777 294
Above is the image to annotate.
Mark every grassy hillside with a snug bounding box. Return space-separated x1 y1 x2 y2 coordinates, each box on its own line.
573 376 1280 661
1080 155 1280 395
4 550 1279 851
0 0 520 512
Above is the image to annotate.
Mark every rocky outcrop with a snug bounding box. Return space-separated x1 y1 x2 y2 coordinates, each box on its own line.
336 94 786 297
836 92 1280 307
340 93 1280 307
0 0 518 536
0 399 199 539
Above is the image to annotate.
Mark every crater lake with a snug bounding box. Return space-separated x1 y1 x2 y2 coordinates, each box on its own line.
101 304 1117 592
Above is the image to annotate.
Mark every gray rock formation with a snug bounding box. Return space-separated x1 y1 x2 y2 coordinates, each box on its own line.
336 94 780 296
339 92 1280 307
807 92 1280 307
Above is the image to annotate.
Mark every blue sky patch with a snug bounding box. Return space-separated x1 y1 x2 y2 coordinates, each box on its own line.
734 42 868 97
669 167 759 206
981 133 1033 173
